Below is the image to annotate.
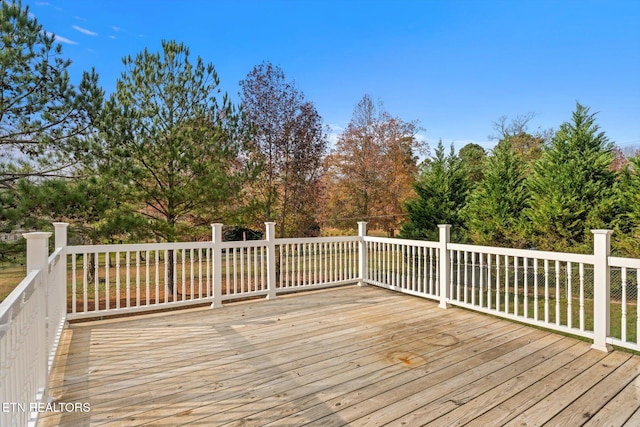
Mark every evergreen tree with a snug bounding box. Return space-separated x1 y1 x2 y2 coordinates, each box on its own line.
0 0 102 189
611 156 640 256
524 103 616 252
96 41 254 244
463 141 529 247
400 141 468 241
9 175 145 244
1 0 103 261
459 143 486 185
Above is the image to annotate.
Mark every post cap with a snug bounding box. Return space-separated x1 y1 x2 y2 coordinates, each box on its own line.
591 229 613 235
22 232 52 240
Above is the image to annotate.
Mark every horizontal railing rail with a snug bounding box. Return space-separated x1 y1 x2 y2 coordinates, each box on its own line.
448 242 594 264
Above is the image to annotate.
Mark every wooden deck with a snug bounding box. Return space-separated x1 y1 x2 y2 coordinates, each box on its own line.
38 285 640 427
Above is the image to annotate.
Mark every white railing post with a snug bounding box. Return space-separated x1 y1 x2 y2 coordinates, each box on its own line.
591 229 613 352
53 222 68 250
438 225 451 309
358 222 368 286
265 222 277 300
211 224 223 308
23 231 52 412
25 232 51 276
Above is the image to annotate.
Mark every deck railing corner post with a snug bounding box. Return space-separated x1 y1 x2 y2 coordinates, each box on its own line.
265 222 277 300
211 223 223 308
358 222 368 286
438 224 451 309
52 222 68 251
591 229 613 352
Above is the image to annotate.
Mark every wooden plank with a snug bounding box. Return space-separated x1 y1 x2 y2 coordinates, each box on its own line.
588 376 640 426
299 330 556 427
415 340 591 426
466 348 610 426
40 287 473 426
196 326 539 426
349 336 578 426
50 289 417 382
623 407 640 426
56 305 464 414
93 302 505 425
502 350 632 426
550 356 640 426
49 292 449 396
37 286 640 427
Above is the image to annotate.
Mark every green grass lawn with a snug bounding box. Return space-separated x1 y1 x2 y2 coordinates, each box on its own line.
0 263 26 303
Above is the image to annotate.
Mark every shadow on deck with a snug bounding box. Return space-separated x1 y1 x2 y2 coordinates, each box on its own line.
38 285 640 426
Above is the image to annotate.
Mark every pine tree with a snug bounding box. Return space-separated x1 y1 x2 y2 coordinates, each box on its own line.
611 156 640 256
400 141 468 241
524 103 616 252
458 143 486 185
0 0 102 188
463 141 529 247
97 41 254 244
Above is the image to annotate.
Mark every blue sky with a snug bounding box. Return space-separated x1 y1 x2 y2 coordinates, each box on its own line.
25 0 640 152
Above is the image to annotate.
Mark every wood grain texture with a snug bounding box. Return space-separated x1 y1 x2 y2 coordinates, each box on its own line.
37 285 640 426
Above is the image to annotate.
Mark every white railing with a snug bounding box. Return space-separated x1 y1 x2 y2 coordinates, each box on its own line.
365 236 440 300
0 270 46 427
276 236 360 292
67 241 216 320
445 243 595 340
4 220 640 426
608 256 640 351
65 224 362 320
364 227 639 353
0 225 68 427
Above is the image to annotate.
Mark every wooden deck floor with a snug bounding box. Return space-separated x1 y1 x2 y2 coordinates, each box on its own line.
38 285 640 427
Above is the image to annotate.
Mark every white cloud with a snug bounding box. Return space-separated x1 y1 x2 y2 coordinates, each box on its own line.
327 124 345 132
72 25 98 36
108 35 116 39
327 132 339 147
415 133 427 144
326 124 345 147
112 26 121 32
46 31 77 45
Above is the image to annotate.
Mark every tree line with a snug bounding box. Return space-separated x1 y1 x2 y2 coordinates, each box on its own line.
401 107 640 257
2 1 639 259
